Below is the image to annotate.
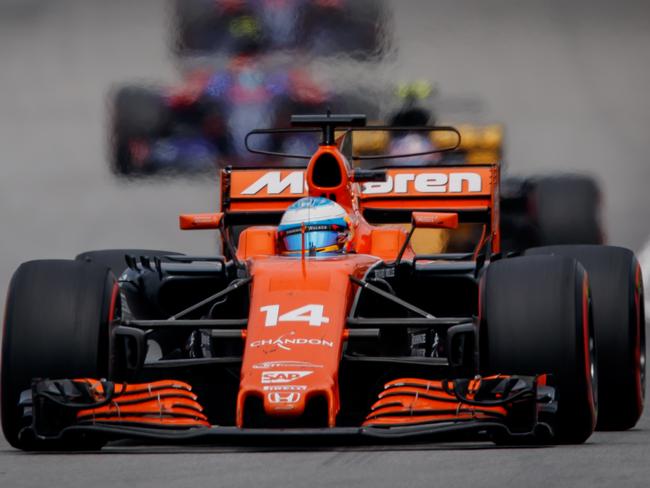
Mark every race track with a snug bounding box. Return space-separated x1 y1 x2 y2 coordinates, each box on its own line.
1 0 649 486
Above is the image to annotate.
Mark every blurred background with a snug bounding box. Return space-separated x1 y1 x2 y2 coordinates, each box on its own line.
1 0 649 303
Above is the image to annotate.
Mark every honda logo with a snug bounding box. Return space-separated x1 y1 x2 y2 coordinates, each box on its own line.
267 392 301 404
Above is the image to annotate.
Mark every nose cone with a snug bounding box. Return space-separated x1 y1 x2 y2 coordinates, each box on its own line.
236 254 378 427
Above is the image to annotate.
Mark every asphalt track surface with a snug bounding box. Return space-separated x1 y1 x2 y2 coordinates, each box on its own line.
1 1 649 486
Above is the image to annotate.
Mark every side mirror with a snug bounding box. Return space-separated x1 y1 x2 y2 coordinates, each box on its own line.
179 212 223 230
412 211 458 229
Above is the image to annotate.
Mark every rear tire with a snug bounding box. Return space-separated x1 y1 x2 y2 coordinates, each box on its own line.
110 86 169 175
531 175 603 245
1 260 117 450
481 255 597 443
526 245 645 430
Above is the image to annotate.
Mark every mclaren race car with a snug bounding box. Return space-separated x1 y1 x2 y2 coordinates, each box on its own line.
2 114 644 450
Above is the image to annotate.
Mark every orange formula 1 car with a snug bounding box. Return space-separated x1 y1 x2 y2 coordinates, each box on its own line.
1 114 644 450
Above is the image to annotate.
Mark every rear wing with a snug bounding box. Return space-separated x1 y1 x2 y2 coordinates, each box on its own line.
221 164 499 245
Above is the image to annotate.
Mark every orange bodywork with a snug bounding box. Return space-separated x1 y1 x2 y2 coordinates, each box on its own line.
213 142 500 426
223 164 500 253
236 226 278 259
179 212 223 230
236 254 378 427
73 379 209 428
363 376 509 427
411 211 459 229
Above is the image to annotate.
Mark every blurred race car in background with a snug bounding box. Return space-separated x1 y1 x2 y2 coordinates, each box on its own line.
172 0 392 60
109 0 387 175
109 58 377 174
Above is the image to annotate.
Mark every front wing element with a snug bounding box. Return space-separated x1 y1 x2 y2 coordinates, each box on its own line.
22 378 209 439
17 375 555 445
364 375 556 436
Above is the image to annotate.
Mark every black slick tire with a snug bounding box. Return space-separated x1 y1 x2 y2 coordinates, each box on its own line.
481 255 597 444
526 245 645 430
531 175 602 245
1 260 117 450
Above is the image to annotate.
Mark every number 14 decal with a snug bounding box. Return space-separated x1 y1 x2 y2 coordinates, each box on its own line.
260 304 330 327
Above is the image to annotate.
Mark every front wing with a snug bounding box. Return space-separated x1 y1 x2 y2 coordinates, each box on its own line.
17 375 556 446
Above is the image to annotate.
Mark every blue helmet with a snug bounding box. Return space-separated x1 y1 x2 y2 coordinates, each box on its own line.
278 197 352 256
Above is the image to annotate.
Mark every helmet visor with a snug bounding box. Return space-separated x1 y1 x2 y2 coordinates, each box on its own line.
282 228 341 254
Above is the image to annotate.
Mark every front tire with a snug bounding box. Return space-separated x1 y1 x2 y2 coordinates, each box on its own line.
1 260 117 450
481 255 597 443
526 245 645 430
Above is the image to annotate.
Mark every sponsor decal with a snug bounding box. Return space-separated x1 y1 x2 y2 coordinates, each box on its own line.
253 360 323 369
241 171 305 195
261 371 313 384
263 385 307 392
260 304 330 327
267 392 301 405
249 332 334 351
236 170 484 198
361 172 482 194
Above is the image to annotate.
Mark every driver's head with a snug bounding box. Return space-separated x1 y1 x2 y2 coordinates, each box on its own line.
278 197 352 256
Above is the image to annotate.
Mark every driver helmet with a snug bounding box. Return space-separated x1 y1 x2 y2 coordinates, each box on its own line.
278 197 352 256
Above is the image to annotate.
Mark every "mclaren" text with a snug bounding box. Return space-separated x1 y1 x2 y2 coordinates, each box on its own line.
239 171 483 195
